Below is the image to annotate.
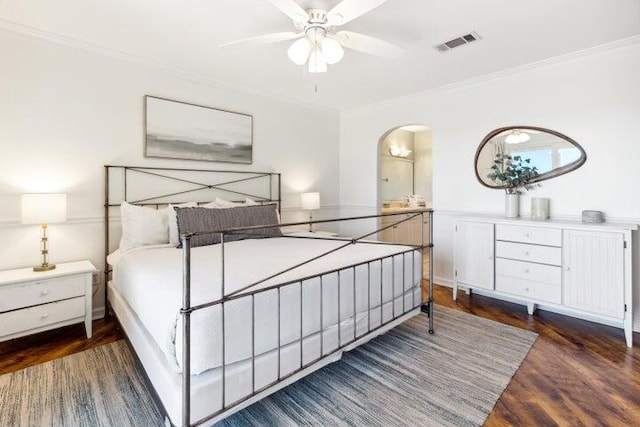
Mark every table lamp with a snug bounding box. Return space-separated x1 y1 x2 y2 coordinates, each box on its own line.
300 192 320 232
21 193 67 271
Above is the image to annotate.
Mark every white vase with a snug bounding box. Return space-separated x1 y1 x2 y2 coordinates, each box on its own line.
505 193 520 218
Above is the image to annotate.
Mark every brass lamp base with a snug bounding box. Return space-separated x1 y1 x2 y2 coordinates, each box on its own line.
33 223 56 272
33 263 56 272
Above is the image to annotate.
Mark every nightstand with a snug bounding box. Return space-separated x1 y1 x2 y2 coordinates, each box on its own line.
0 260 96 342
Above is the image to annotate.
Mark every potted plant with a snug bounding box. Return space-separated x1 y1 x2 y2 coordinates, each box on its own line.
487 153 539 217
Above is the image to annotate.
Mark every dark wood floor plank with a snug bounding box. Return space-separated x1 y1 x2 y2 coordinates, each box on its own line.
437 285 640 427
0 316 123 375
1 284 638 426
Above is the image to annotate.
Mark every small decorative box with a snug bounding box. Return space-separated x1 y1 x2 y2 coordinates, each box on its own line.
582 210 604 223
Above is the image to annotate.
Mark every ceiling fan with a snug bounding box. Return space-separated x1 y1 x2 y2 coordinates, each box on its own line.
220 0 404 73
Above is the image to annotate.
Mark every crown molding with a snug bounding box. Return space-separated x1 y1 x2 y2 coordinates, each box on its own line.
343 35 640 114
0 18 338 115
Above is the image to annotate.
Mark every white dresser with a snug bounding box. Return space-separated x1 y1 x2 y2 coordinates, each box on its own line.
0 260 96 341
452 215 636 347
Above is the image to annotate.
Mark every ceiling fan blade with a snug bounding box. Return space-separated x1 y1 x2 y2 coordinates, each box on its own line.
219 32 302 48
333 31 403 58
327 0 388 26
268 0 308 23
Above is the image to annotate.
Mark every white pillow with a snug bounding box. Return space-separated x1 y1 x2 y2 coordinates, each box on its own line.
168 202 197 246
213 197 259 208
119 202 169 250
201 200 218 209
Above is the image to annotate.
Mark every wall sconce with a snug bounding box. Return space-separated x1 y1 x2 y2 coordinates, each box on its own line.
389 145 412 158
21 193 67 271
300 192 320 232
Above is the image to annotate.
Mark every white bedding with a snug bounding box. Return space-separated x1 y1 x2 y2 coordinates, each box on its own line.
109 237 422 376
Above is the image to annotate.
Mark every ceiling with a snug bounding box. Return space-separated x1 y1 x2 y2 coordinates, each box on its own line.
1 0 639 111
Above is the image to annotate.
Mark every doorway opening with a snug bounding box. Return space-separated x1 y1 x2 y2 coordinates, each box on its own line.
377 124 432 289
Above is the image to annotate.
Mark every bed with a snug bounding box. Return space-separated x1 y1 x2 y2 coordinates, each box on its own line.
104 165 434 426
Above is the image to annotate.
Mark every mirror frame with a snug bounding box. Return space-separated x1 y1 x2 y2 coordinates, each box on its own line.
474 125 587 189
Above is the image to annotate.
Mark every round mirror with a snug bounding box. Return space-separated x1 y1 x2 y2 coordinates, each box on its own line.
475 126 586 189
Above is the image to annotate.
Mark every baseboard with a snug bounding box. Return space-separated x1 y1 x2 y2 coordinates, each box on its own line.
434 276 453 288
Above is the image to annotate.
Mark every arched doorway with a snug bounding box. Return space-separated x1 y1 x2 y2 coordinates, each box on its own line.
377 124 432 288
377 124 432 210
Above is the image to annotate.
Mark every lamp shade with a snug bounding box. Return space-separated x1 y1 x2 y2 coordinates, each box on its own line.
300 192 320 210
307 45 327 73
21 193 67 224
322 37 344 65
287 38 311 65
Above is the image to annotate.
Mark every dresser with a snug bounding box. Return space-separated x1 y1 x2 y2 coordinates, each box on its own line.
452 215 636 347
0 260 96 341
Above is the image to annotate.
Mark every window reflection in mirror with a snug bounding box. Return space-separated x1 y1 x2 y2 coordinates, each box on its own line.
475 126 586 189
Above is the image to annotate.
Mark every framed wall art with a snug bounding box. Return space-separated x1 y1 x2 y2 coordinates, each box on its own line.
145 95 253 164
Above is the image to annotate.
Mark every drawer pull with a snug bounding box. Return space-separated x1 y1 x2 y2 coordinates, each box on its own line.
525 287 529 292
525 269 530 274
40 289 49 296
525 233 530 238
41 312 49 319
525 251 530 256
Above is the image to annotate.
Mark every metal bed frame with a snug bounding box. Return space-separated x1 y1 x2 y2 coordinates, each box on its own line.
104 165 434 426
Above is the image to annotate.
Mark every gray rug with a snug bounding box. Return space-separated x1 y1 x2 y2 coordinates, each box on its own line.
0 306 536 427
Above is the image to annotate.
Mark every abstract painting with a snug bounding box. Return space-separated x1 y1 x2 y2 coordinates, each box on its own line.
145 96 252 164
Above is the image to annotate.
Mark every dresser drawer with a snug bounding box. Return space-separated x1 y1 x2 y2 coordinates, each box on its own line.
496 224 561 247
0 274 85 313
0 297 85 337
496 241 561 266
495 258 561 286
496 275 561 304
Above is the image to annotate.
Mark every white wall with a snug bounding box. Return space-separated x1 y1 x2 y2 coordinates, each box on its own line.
0 29 340 314
340 40 640 330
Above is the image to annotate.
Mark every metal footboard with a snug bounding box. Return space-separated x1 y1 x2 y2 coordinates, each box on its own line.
179 210 434 427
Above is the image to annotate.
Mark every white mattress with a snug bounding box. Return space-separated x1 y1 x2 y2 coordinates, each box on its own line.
110 237 422 376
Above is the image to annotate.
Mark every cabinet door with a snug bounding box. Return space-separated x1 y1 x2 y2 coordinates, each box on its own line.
407 213 429 247
454 221 495 290
379 218 394 242
563 230 624 319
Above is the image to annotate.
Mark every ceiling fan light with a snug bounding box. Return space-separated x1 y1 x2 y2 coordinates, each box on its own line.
505 130 530 144
322 38 344 65
287 38 311 65
308 46 327 73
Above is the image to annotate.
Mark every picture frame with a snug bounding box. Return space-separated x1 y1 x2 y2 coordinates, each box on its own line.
144 95 253 164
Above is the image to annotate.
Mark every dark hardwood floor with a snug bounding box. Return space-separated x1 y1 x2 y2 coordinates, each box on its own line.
0 316 124 375
1 284 638 426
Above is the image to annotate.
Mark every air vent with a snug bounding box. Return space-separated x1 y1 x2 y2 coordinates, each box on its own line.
435 31 481 53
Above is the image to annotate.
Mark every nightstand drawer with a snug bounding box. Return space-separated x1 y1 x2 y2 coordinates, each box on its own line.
0 297 85 337
496 241 561 266
0 275 85 313
495 275 561 304
496 224 561 247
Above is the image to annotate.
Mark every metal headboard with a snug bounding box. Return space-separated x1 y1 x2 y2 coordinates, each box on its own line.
103 165 281 310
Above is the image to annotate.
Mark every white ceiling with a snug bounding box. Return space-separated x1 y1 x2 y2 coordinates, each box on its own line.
1 0 639 111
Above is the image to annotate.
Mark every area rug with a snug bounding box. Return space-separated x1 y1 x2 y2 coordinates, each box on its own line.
0 306 537 427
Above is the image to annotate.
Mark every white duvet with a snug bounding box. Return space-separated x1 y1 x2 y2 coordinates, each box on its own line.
109 237 422 376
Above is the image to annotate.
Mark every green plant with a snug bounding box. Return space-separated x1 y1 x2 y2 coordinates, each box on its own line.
487 153 539 194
